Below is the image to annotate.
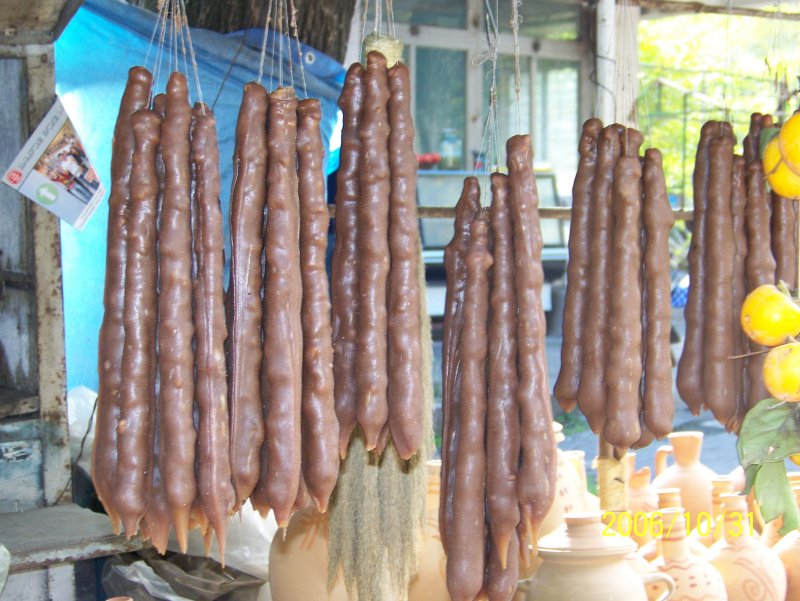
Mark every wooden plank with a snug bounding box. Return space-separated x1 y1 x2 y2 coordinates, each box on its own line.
24 45 71 506
0 503 147 573
0 387 38 419
0 0 84 45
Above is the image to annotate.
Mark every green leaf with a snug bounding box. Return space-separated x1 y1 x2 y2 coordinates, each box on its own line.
743 463 759 495
737 398 800 467
753 461 800 535
760 125 780 158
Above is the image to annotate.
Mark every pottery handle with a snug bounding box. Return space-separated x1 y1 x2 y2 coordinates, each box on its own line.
640 571 675 601
654 445 673 476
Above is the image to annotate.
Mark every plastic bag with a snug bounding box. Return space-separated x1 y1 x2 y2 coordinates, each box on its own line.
102 550 264 601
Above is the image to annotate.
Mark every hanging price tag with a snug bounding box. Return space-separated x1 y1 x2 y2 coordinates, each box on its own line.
2 97 104 230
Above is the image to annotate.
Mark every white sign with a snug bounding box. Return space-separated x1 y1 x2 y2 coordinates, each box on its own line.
2 98 104 230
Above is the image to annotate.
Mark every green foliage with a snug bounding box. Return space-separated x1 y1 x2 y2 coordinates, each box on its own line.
738 398 800 535
638 14 800 208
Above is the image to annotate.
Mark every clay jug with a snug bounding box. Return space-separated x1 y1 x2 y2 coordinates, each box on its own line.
526 513 675 601
625 453 658 548
729 466 766 534
639 492 706 562
538 424 587 538
563 450 599 510
268 507 350 601
690 476 734 548
773 529 800 600
651 432 716 531
270 461 450 601
651 508 728 601
706 494 787 601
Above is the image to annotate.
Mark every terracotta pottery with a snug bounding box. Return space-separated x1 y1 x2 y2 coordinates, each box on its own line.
728 466 765 534
625 453 659 548
651 432 716 531
526 513 675 601
651 508 728 601
639 492 706 562
690 476 735 548
539 425 587 538
773 529 800 601
706 494 787 601
270 461 450 601
268 507 351 601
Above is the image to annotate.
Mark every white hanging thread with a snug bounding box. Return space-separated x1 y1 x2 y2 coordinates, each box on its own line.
257 0 275 84
510 0 523 134
288 0 308 97
473 0 502 199
143 0 205 110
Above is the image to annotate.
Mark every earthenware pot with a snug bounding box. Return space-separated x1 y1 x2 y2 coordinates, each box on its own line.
526 513 675 601
690 476 735 548
706 494 787 601
651 509 728 601
651 432 716 531
773 529 800 601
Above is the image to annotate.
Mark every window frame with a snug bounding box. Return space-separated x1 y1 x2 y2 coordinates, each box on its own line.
394 0 593 169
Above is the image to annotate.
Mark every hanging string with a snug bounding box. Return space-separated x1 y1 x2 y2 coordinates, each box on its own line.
288 0 308 97
361 0 371 54
270 0 280 86
387 0 396 38
723 0 733 123
282 0 295 91
375 0 382 37
510 0 523 134
179 0 205 111
473 0 502 202
145 0 170 77
257 0 275 84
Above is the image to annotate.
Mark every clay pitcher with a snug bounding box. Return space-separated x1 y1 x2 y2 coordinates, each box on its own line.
690 476 734 548
651 508 728 601
651 432 716 530
706 494 787 601
774 528 800 600
526 513 675 601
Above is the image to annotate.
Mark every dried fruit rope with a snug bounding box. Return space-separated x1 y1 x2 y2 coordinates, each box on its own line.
745 160 776 408
296 98 339 513
486 172 520 570
95 66 152 534
641 149 675 439
446 210 491 601
355 51 392 451
554 118 602 411
604 155 644 449
576 125 622 433
114 107 161 537
703 131 738 430
440 177 480 554
331 64 365 459
190 104 235 554
254 88 303 527
507 135 556 547
226 83 268 507
730 155 749 426
386 61 423 461
158 73 197 551
677 121 716 415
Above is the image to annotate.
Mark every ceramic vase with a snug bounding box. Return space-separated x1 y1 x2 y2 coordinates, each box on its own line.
651 508 728 601
706 494 787 601
651 432 716 531
526 513 675 601
690 476 734 548
773 529 800 601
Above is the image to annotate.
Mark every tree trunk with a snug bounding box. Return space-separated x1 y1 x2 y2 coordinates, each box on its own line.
129 0 357 63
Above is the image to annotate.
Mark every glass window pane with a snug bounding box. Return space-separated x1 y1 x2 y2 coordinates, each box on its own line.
482 54 532 165
415 47 467 168
535 59 580 203
495 0 581 41
367 0 467 29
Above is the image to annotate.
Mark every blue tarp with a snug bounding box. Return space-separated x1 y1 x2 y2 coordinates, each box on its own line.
55 0 345 392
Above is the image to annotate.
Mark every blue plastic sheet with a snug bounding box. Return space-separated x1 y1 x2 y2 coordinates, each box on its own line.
55 0 345 391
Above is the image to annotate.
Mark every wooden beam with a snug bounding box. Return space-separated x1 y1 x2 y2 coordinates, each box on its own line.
640 0 800 21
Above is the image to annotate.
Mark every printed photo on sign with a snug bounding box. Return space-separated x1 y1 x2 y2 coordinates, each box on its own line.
1 98 104 230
